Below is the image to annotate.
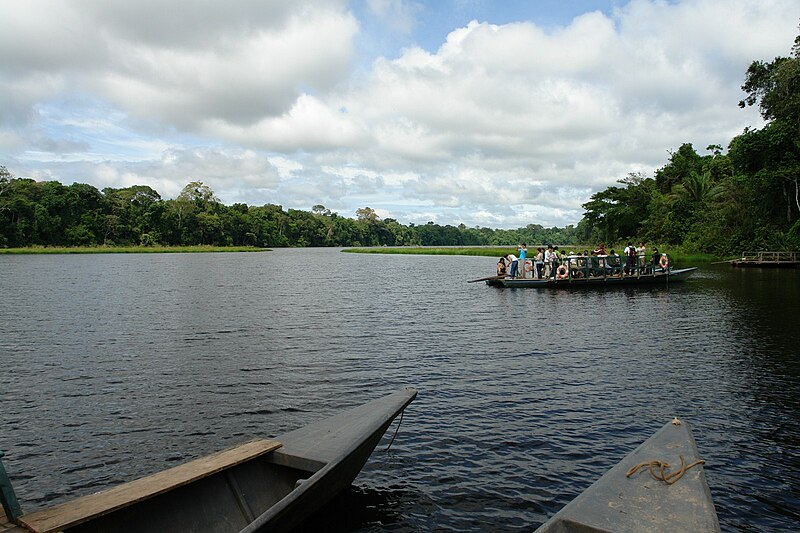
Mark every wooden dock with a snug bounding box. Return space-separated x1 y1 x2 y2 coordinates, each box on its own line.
731 251 800 268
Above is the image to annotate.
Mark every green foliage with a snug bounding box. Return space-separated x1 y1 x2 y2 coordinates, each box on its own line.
0 173 581 250
4 37 799 255
581 173 654 243
0 245 265 254
579 33 800 256
655 143 705 193
669 171 726 203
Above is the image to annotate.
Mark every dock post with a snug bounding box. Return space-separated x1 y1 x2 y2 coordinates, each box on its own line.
0 451 22 523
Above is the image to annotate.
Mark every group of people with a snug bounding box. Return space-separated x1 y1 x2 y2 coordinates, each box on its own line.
497 242 666 280
499 244 564 279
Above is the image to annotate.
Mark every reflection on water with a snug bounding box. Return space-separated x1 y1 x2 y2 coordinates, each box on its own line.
0 250 798 531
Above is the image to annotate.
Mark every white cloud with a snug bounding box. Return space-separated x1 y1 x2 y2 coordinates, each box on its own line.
0 1 358 130
207 94 368 151
366 0 423 34
0 0 797 228
307 0 793 225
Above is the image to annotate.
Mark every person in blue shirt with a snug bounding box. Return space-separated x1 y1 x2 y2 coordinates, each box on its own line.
517 243 528 277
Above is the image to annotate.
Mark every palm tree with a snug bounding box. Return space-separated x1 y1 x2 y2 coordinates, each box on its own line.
669 170 726 203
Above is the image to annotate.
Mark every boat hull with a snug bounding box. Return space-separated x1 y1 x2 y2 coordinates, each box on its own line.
11 388 417 533
535 419 719 532
487 267 697 288
243 387 418 532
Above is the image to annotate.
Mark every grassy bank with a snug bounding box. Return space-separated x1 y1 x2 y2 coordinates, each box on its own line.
0 245 269 254
343 246 511 257
342 246 721 263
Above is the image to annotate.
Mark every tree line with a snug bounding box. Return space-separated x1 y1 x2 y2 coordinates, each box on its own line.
2 34 798 253
576 34 800 255
0 172 579 249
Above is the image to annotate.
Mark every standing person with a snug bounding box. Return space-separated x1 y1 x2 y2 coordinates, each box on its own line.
624 243 637 275
637 242 647 272
535 247 544 279
552 246 561 276
518 243 528 278
506 253 519 278
497 256 507 277
544 245 553 279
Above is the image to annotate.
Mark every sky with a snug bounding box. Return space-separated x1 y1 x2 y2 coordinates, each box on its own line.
0 1 797 228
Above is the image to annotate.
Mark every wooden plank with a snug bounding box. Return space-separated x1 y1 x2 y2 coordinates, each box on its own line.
18 439 281 533
1 508 25 533
1 508 11 529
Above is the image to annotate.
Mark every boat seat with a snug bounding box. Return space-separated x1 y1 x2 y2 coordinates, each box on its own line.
16 439 281 533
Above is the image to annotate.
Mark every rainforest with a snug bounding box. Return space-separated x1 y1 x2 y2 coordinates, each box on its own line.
2 36 798 254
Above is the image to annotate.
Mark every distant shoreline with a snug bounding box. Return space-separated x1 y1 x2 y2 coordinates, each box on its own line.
342 246 720 263
343 246 514 257
0 245 269 254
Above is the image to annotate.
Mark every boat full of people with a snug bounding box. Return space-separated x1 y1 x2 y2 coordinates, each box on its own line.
484 243 697 288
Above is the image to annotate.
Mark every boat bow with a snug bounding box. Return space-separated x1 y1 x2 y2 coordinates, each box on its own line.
242 387 418 532
535 419 719 532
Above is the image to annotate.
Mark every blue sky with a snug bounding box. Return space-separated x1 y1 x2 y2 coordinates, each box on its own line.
0 0 796 228
356 1 623 55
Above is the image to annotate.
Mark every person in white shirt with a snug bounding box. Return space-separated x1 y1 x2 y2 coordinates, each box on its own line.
637 242 647 272
544 246 553 278
506 253 519 278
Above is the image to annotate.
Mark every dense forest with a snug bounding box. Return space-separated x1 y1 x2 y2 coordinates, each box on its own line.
577 34 800 254
1 36 798 253
0 172 578 248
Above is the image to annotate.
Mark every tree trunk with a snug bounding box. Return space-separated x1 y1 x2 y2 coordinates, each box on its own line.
795 178 800 212
785 181 791 223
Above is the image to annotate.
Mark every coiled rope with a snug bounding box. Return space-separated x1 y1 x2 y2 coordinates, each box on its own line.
626 455 705 485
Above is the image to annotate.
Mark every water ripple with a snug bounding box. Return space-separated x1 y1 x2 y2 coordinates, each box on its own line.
0 251 798 531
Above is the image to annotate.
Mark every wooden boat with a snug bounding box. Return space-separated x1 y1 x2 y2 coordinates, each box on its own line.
486 267 697 288
0 388 417 533
535 419 720 532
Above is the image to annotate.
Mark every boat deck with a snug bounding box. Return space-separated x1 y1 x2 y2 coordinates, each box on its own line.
0 510 24 533
488 267 696 288
16 440 281 533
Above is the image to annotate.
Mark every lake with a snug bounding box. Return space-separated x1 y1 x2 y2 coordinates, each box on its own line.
1 248 798 531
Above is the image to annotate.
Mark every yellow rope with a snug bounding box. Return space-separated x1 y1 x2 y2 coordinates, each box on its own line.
626 455 706 485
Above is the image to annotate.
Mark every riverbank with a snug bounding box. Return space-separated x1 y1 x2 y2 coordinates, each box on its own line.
0 245 269 254
342 246 719 264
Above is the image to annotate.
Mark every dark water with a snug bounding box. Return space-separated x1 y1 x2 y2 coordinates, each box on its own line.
1 249 798 531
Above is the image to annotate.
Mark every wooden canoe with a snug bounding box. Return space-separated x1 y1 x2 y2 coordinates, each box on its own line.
2 387 417 533
487 267 698 288
534 419 720 532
